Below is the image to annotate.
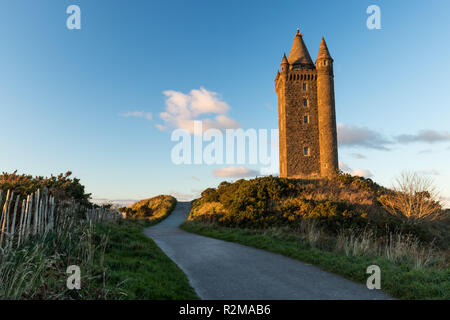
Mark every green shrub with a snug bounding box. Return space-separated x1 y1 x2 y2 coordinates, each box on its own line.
188 175 449 248
119 195 176 220
0 171 91 207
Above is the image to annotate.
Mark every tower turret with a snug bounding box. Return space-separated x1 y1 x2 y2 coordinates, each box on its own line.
280 53 289 75
288 29 315 69
316 37 338 177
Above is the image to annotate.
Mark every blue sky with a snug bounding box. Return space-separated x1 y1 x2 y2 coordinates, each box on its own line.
0 0 449 205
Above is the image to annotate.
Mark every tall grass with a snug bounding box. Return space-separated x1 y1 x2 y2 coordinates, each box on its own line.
0 188 122 299
253 220 442 270
289 220 442 270
0 221 112 299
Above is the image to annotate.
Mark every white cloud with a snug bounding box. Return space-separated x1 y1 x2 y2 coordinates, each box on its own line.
440 196 450 208
214 114 241 129
213 166 259 178
338 125 450 151
158 87 240 134
339 161 373 178
350 153 366 159
170 189 202 201
122 111 152 121
339 161 351 172
189 88 230 116
91 198 138 207
396 130 450 144
170 191 195 201
351 168 373 178
337 123 391 150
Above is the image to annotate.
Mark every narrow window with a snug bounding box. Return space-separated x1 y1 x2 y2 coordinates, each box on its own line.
303 98 308 107
304 115 309 124
303 83 307 91
303 147 310 156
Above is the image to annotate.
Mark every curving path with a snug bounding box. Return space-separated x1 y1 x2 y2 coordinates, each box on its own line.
144 202 391 300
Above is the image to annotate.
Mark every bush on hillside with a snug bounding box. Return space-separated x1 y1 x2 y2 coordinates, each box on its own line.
189 175 449 247
0 171 91 207
119 195 176 220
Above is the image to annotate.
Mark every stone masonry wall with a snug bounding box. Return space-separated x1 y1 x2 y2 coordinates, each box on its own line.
276 69 321 178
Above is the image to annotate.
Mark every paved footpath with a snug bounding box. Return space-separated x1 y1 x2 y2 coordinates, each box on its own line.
144 202 391 300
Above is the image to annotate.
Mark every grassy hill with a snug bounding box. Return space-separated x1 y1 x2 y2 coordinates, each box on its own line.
189 174 448 245
182 174 450 299
119 195 176 220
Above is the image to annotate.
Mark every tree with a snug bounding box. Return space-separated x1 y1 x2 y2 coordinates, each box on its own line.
378 172 443 223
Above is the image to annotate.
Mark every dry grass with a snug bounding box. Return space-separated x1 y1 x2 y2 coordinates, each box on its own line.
336 229 374 257
0 188 121 299
238 219 444 270
0 221 112 299
333 228 440 269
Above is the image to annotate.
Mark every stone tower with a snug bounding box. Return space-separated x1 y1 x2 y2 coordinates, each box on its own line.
275 30 338 178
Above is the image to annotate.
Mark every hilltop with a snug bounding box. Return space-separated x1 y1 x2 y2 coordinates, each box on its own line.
188 173 449 248
119 195 177 220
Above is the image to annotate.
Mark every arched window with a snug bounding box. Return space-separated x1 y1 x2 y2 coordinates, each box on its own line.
303 98 308 107
303 147 310 156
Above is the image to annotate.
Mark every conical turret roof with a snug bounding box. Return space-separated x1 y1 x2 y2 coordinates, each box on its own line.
316 37 332 60
288 29 314 67
281 53 288 64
